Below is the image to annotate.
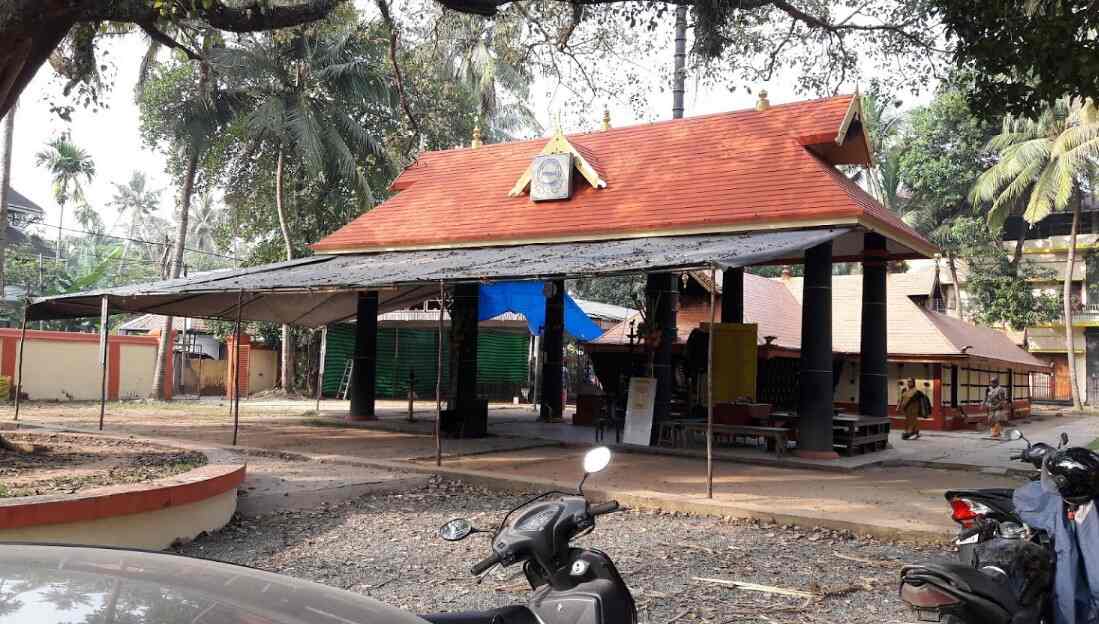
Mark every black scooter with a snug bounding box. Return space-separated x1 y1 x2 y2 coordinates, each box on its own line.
899 429 1059 624
422 447 637 624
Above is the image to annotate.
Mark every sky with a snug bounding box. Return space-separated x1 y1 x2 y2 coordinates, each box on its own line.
6 9 936 252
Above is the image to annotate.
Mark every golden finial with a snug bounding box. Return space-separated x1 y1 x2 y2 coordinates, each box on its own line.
602 106 611 131
471 124 482 148
755 89 770 111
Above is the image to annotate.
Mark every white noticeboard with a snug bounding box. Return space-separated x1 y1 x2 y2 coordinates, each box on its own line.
623 377 657 446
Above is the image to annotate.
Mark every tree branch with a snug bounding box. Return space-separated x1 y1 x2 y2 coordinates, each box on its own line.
138 21 200 60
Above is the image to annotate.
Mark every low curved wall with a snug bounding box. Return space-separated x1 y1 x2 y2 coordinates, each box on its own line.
0 460 245 550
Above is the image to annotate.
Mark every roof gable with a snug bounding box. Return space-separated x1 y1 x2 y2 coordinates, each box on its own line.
313 95 932 255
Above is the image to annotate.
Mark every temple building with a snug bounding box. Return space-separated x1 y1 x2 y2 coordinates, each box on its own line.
587 269 1047 432
31 93 940 459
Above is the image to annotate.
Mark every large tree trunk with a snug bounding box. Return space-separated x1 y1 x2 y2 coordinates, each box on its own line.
947 253 963 319
1065 198 1084 410
0 101 13 296
1011 225 1026 274
275 149 294 391
150 148 198 399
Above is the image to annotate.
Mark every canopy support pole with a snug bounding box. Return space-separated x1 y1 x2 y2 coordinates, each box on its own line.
435 281 444 467
316 325 327 414
231 289 243 446
98 296 109 431
12 305 26 421
707 267 716 499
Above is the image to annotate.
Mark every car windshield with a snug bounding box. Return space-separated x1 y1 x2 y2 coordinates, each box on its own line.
0 544 427 624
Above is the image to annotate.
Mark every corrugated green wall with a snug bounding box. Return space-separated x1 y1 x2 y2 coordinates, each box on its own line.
323 325 529 399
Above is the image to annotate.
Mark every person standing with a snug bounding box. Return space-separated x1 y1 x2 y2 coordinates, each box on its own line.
985 376 1009 438
897 377 928 440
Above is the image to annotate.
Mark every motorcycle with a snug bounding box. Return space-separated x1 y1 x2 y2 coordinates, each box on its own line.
422 446 637 624
946 430 1062 565
899 429 1062 624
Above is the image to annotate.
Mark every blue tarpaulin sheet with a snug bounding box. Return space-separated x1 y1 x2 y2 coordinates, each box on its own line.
479 282 604 341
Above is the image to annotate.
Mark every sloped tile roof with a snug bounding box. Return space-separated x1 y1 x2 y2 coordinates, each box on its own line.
591 271 1046 370
785 273 1047 369
313 95 933 256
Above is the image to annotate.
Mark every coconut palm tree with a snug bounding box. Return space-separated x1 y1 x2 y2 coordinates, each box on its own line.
109 171 161 277
34 135 95 260
187 193 222 254
971 96 1099 410
211 26 390 391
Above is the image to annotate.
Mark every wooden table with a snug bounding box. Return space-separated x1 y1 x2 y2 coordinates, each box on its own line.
832 413 891 455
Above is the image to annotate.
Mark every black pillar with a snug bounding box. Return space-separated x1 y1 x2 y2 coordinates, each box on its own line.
540 280 565 421
448 283 480 409
797 242 836 458
349 291 378 421
647 272 678 444
859 233 889 418
721 267 744 323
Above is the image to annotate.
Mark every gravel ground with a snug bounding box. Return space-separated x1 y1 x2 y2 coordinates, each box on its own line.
175 477 949 623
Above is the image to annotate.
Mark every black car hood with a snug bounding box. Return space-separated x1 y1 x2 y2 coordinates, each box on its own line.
0 543 429 624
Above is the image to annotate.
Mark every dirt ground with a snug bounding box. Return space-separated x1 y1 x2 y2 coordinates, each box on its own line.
4 400 541 461
0 431 205 497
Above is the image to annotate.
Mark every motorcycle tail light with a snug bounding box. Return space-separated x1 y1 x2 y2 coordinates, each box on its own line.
901 582 961 608
949 498 991 528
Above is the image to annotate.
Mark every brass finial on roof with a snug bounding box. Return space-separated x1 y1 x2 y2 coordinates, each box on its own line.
471 124 483 148
755 90 770 111
602 107 611 131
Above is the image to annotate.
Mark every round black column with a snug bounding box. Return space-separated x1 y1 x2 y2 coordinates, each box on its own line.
540 280 565 421
721 267 744 323
859 233 889 418
349 290 378 421
796 242 837 458
647 272 678 444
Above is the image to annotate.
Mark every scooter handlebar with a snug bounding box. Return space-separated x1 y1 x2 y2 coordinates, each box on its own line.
470 552 501 576
589 500 620 516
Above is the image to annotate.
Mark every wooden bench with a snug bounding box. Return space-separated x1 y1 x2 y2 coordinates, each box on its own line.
833 414 891 456
665 422 790 456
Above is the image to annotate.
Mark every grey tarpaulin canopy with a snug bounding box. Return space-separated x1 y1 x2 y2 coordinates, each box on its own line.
28 228 850 325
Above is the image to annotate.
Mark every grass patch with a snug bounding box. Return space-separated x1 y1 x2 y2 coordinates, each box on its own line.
301 417 346 428
1088 437 1099 451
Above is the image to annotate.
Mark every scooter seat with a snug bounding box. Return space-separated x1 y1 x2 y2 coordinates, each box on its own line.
903 561 1021 612
420 605 539 624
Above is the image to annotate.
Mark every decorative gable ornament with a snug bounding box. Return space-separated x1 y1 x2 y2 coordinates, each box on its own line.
509 127 607 200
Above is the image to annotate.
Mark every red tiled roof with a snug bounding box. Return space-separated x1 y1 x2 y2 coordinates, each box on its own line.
313 95 934 255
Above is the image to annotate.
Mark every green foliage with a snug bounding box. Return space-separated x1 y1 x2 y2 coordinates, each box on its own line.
569 276 644 311
948 217 1060 330
896 86 997 237
931 0 1099 118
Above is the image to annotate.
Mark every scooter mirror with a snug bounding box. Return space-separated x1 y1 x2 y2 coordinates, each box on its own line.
439 518 474 541
1061 432 1070 448
583 447 612 474
1005 428 1024 441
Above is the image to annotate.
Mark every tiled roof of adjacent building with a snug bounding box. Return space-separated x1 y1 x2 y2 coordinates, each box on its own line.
313 95 933 256
592 270 1046 370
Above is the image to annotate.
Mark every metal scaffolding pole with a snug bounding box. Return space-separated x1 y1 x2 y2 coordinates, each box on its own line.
98 296 109 431
435 281 444 467
232 289 243 446
12 306 26 420
707 267 716 499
